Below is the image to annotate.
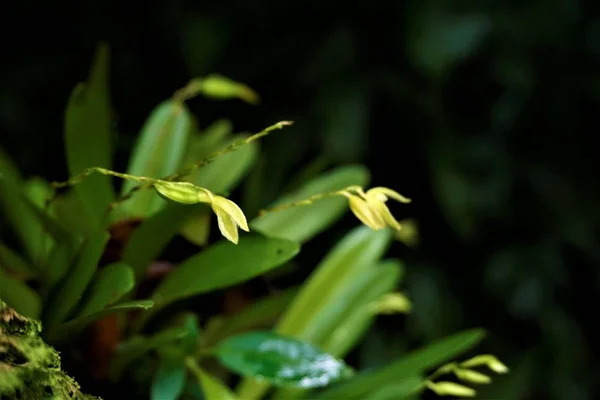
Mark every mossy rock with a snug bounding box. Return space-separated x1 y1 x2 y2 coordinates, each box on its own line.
0 301 100 400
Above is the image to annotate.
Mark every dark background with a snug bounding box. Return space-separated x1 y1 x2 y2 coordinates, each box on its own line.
2 0 599 399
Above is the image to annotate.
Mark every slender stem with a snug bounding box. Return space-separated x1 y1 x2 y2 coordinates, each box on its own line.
169 120 293 181
47 121 294 212
258 185 362 215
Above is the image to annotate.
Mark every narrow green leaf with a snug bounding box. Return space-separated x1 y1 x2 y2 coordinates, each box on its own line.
138 235 299 330
49 300 154 343
320 260 403 357
0 242 36 277
277 226 391 338
119 100 193 219
216 332 353 388
366 376 423 400
110 326 190 381
204 287 299 346
74 261 135 318
0 269 42 319
23 178 57 264
250 165 370 243
123 203 204 282
0 148 49 265
44 231 110 331
314 329 486 399
43 236 83 297
267 261 402 400
188 360 239 400
64 42 115 229
151 360 187 400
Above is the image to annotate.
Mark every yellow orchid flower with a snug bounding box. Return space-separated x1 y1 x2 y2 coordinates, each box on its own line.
342 186 411 231
154 181 249 244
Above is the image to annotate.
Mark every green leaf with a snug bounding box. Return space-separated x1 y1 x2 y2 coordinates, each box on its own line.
43 236 83 297
44 231 110 332
215 331 353 388
110 326 190 381
74 262 135 318
314 329 486 399
407 3 491 80
122 203 204 282
0 242 36 278
250 165 370 243
320 259 403 357
276 226 391 339
23 177 56 262
236 226 391 399
119 100 193 219
0 269 42 319
49 300 154 343
137 235 299 330
366 376 423 400
203 287 299 346
0 148 50 266
64 42 115 230
186 133 258 194
151 359 187 400
49 189 98 236
188 361 239 400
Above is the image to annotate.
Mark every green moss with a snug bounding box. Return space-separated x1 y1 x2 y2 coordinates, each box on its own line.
0 301 100 400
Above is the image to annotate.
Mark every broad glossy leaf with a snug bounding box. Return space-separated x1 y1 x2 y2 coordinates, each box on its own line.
0 269 41 319
250 165 370 243
44 231 110 331
138 235 299 329
110 326 190 381
74 262 135 318
64 42 115 229
216 331 353 388
151 359 187 400
123 203 205 281
49 300 154 342
120 100 193 219
190 364 239 400
314 329 486 399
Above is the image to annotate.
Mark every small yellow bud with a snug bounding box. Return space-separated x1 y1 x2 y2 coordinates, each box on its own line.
455 368 492 384
426 381 476 397
370 292 412 314
460 354 509 374
154 181 209 204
